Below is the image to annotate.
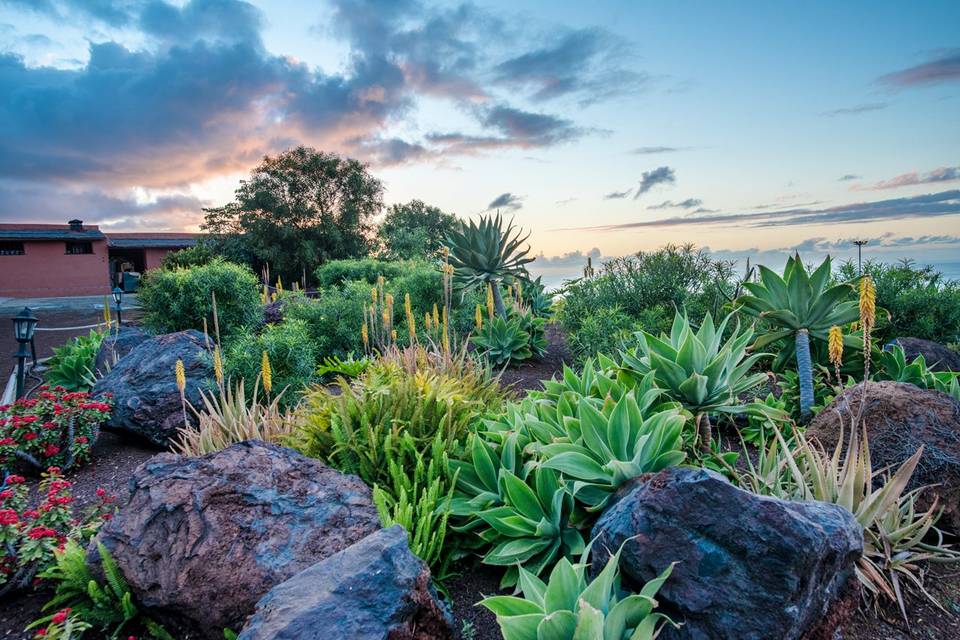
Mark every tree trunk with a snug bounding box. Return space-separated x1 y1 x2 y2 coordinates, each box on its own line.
795 328 815 422
491 282 507 318
696 412 712 451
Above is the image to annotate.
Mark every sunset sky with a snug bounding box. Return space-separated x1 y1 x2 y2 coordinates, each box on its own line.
1 0 958 282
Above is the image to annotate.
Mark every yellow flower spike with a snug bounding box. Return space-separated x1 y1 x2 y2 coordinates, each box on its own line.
859 276 876 332
386 293 394 310
475 303 483 331
486 283 495 320
175 359 186 394
405 294 416 341
361 322 369 349
382 308 390 325
212 346 224 384
391 329 397 343
432 303 439 328
371 287 378 304
261 350 273 394
424 312 432 331
828 325 844 366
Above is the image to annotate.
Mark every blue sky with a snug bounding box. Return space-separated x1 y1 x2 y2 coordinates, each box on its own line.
1 0 958 281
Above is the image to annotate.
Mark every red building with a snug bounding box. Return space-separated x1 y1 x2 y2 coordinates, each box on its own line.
0 220 197 298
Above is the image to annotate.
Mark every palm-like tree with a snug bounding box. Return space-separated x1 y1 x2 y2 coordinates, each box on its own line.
735 254 860 420
445 213 534 317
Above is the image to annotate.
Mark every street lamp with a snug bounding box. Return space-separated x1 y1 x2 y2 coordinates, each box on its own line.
112 286 123 327
852 240 868 274
12 307 38 399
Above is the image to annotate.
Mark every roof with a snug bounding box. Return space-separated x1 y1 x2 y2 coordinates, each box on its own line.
106 232 199 249
0 224 106 241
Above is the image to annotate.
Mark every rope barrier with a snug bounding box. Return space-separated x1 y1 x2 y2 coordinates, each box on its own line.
34 321 117 332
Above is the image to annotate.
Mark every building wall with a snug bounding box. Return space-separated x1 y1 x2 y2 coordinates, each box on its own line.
0 239 109 297
143 248 172 271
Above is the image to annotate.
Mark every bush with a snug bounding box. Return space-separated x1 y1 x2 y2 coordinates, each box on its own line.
837 258 960 344
0 388 112 474
314 258 407 288
563 305 634 363
558 244 734 363
46 331 104 391
224 319 317 406
285 283 368 357
138 259 261 337
0 469 115 597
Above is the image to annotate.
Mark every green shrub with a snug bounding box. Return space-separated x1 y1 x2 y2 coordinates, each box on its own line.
314 258 406 287
837 259 960 345
224 319 317 406
138 259 261 337
564 306 634 364
46 330 104 391
471 315 531 366
558 244 734 362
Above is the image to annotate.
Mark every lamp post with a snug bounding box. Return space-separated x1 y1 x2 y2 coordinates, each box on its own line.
852 240 868 274
12 307 38 399
112 286 123 327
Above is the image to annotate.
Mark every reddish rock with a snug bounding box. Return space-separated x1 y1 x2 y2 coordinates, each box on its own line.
893 337 960 372
808 380 960 532
90 441 381 638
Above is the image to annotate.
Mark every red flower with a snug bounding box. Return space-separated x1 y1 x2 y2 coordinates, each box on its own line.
0 489 12 500
0 438 13 446
23 432 38 441
44 444 61 458
75 436 88 444
51 608 71 624
96 488 107 497
0 509 18 525
5 475 24 485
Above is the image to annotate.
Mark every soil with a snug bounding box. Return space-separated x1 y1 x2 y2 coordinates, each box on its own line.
3 319 960 640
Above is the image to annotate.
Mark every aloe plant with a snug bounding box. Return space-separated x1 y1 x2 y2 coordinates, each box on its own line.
446 213 534 317
735 255 860 420
471 315 532 366
618 311 777 448
480 543 676 640
535 386 686 511
450 435 584 588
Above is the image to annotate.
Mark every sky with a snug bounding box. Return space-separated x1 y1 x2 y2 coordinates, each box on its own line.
1 0 958 284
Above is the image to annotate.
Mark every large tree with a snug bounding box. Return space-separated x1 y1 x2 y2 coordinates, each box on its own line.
202 146 383 282
379 199 458 259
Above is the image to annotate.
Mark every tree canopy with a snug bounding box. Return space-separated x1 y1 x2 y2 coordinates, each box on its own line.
378 199 458 259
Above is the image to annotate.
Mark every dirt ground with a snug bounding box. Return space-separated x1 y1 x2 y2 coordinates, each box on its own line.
2 318 959 639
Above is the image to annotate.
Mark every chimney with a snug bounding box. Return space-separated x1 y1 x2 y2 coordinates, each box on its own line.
68 219 83 232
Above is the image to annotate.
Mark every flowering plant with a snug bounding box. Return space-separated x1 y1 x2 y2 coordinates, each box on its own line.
0 468 116 597
0 386 112 474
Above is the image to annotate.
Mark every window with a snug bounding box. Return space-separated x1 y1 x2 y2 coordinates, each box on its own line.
66 241 93 255
0 241 25 256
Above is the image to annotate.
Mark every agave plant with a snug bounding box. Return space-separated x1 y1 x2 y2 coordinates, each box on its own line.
480 543 676 640
735 255 861 420
450 435 584 588
446 213 534 317
535 383 687 511
472 315 532 367
618 311 778 449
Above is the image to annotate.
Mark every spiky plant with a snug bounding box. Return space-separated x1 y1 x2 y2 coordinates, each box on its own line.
618 311 778 449
735 254 861 420
445 213 534 317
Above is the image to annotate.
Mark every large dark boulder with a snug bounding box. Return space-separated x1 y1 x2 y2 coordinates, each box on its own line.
90 441 381 638
93 326 149 374
808 380 960 532
591 467 862 640
92 329 211 446
891 337 960 372
239 526 452 640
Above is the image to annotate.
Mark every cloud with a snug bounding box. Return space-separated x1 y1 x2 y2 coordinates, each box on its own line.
647 198 702 210
630 146 681 155
493 27 645 105
821 102 888 117
486 192 523 212
838 174 861 181
878 49 960 88
634 166 676 198
603 189 632 200
857 166 960 190
557 190 960 231
533 247 603 268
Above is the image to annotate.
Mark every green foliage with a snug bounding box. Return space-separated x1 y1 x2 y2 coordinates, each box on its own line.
837 258 960 344
314 258 406 287
618 311 778 446
740 392 795 446
379 199 458 260
201 146 383 283
451 435 584 589
875 344 960 400
471 316 532 367
224 319 317 406
33 541 173 640
138 259 261 336
285 282 368 357
46 330 104 391
776 369 837 419
736 254 860 418
372 431 457 573
480 544 676 640
446 214 534 316
315 353 372 380
557 244 734 363
159 244 218 270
